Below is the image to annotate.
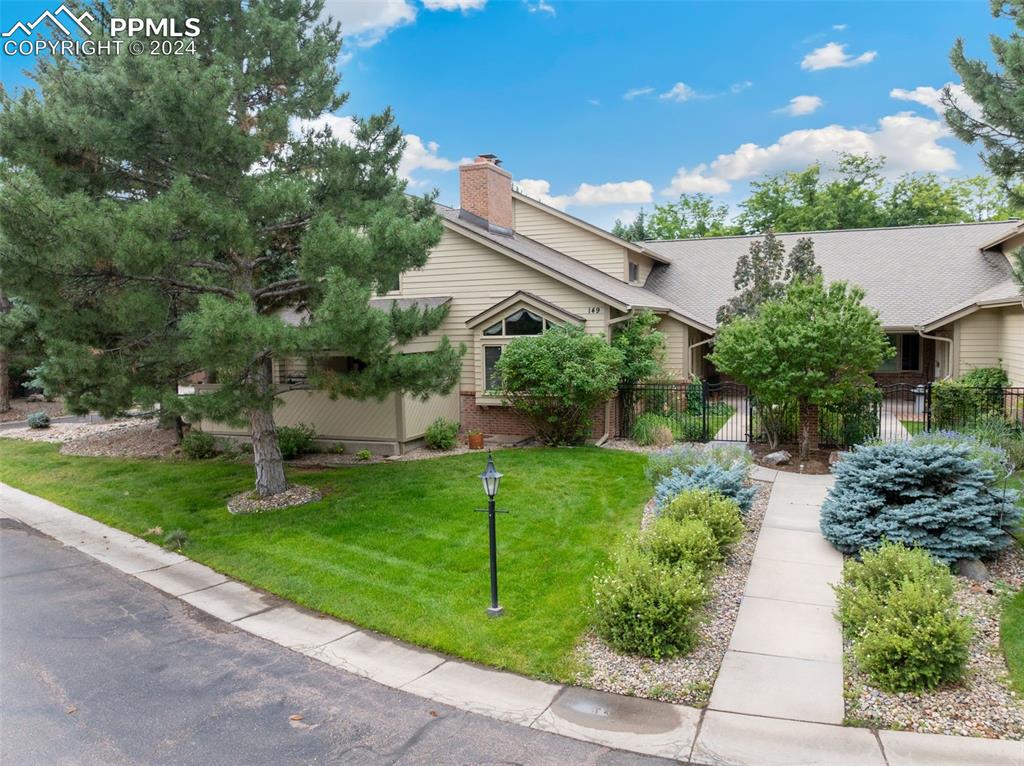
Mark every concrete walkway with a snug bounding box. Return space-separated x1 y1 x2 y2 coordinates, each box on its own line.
2 480 1022 766
709 470 844 725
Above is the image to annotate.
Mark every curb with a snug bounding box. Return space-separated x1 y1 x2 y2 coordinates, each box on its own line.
1 482 1021 765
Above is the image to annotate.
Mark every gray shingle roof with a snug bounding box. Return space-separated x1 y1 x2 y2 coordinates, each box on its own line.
436 206 714 332
368 296 452 312
642 221 1021 329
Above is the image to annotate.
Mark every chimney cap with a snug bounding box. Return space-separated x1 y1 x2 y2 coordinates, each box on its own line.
475 153 502 166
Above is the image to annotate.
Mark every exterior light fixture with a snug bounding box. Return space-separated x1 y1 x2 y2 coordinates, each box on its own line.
477 451 506 617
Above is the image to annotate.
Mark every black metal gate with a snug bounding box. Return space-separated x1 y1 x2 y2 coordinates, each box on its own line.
617 381 751 443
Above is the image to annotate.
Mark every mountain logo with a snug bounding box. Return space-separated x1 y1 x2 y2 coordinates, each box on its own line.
2 4 94 38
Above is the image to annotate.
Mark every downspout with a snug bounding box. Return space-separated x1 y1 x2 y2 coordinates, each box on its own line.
688 335 715 380
914 326 953 381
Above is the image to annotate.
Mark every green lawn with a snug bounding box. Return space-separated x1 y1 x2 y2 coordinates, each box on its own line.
900 419 925 435
1002 589 1024 696
0 440 650 682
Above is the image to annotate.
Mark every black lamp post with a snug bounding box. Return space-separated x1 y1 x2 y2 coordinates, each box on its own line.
478 451 505 617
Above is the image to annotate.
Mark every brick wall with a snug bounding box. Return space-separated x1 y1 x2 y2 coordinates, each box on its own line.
459 391 616 441
459 157 513 230
871 339 935 388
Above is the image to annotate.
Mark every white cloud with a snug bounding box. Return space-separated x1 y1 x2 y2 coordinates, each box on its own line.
525 0 556 15
423 0 486 9
292 113 466 187
662 164 732 195
624 86 654 100
663 113 957 195
777 95 824 116
832 23 847 31
730 80 753 94
515 178 653 210
321 1 417 47
801 42 877 71
660 82 697 102
890 82 981 120
587 98 601 106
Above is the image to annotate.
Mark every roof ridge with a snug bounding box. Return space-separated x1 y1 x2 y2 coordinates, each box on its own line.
644 218 1022 244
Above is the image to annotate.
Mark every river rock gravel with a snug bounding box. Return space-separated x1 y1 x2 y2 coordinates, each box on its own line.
844 543 1024 740
576 481 770 706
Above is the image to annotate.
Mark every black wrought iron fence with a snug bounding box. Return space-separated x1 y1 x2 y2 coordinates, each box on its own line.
618 380 750 443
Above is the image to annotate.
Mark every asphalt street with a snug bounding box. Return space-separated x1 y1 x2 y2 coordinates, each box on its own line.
0 518 673 766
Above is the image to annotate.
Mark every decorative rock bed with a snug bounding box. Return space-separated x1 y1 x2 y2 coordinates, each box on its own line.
227 484 322 514
844 544 1024 740
576 480 770 706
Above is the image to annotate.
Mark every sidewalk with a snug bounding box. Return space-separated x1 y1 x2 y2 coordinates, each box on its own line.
709 471 844 725
2 480 1021 765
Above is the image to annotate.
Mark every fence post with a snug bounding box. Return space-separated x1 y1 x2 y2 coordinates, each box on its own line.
746 394 754 444
924 382 932 433
701 379 710 442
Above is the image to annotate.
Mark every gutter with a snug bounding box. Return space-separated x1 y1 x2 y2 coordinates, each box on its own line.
914 326 953 381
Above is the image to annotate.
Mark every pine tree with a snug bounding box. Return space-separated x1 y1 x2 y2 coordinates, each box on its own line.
0 0 461 495
945 1 1024 203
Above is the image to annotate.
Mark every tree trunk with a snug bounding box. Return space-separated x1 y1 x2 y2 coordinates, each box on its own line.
0 345 9 413
174 414 185 444
250 404 287 496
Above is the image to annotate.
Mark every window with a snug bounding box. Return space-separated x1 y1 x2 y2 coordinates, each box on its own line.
628 261 639 282
483 321 502 336
878 334 921 373
504 308 545 335
484 346 502 391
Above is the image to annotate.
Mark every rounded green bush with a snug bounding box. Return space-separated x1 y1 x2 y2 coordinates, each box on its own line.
26 411 51 429
852 578 971 693
592 551 707 659
637 516 721 574
659 489 744 553
632 413 676 447
424 417 459 450
180 430 216 460
835 541 953 632
277 423 317 459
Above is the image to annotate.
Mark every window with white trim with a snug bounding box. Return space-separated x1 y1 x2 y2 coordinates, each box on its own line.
478 306 564 394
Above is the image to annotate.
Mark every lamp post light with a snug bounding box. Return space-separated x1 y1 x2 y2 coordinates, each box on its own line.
477 450 505 617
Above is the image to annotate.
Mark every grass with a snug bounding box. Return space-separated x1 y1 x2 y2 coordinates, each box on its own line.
900 419 925 436
0 440 651 682
1002 588 1024 695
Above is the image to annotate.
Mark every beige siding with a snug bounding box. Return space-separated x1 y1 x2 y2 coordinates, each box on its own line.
395 228 611 391
631 254 657 285
512 198 627 278
403 390 460 439
202 389 398 441
957 309 1005 375
655 315 690 380
999 306 1024 386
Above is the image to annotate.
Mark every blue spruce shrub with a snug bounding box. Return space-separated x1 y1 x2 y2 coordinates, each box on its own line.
654 463 757 515
820 441 1021 563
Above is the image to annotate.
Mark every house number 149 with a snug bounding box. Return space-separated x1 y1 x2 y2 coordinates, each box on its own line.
587 306 602 314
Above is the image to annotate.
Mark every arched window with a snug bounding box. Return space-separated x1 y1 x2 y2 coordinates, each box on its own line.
481 308 551 337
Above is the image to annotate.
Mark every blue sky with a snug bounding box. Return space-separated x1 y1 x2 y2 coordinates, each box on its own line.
1 1 1010 228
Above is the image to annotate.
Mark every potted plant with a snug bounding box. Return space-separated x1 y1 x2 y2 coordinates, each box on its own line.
467 430 484 450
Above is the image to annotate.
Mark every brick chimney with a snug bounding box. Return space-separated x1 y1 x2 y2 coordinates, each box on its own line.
459 154 513 234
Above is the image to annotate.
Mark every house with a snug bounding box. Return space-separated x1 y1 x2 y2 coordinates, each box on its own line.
202 154 1023 454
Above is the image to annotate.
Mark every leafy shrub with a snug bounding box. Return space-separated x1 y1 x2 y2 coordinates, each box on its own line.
496 326 623 445
659 489 745 552
592 551 707 658
820 386 881 447
277 423 317 459
685 379 703 415
654 463 757 514
932 367 1009 431
632 413 677 446
835 541 971 693
834 541 953 632
424 417 459 450
636 516 722 574
645 443 752 484
356 449 372 461
26 411 50 429
852 579 971 692
181 430 216 459
821 441 1021 562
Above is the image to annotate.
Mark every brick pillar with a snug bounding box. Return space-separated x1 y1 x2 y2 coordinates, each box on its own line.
798 403 820 452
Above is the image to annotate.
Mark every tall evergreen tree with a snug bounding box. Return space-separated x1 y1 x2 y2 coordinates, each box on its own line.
0 0 461 496
945 1 1024 204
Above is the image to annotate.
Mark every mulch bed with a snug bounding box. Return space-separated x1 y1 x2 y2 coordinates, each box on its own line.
576 480 771 706
751 443 834 474
844 544 1024 739
0 398 66 424
226 484 323 514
